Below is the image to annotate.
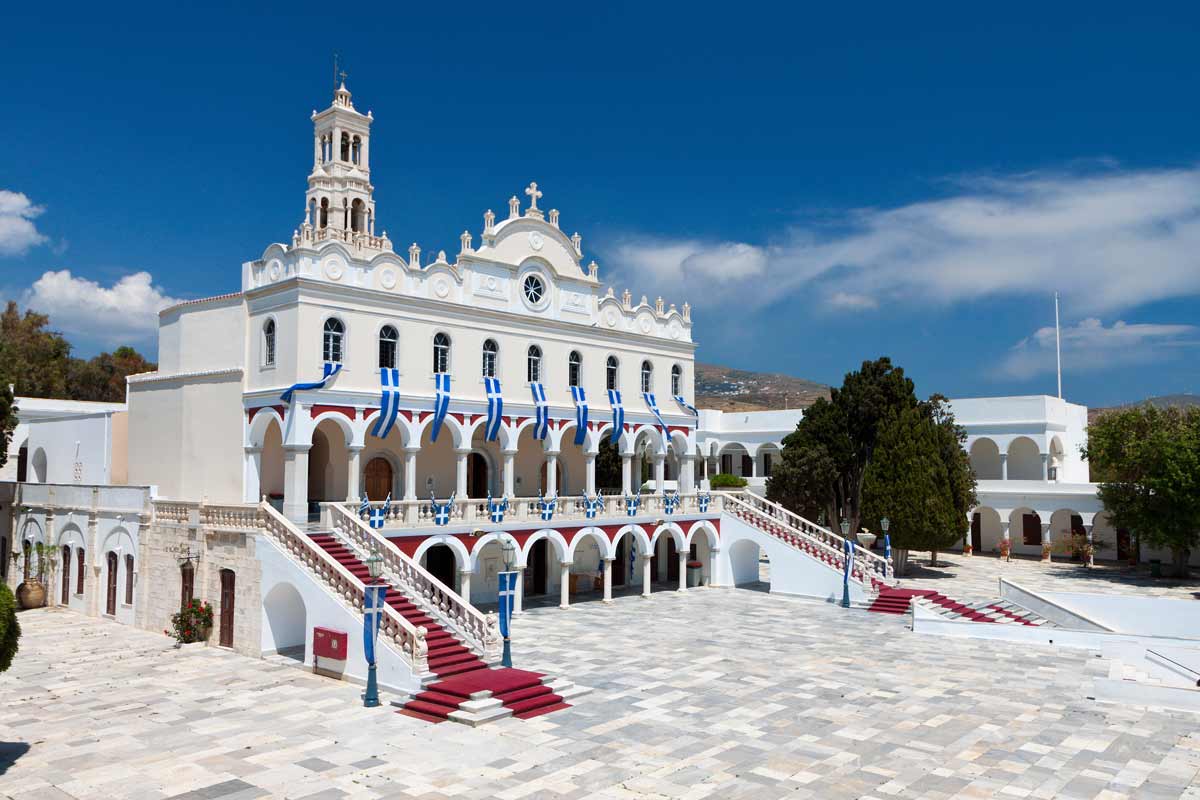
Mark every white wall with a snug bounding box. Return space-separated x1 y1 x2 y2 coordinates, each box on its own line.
1038 592 1200 640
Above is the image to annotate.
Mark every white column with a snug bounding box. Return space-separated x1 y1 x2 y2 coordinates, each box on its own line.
602 558 613 603
333 126 341 162
1041 522 1052 561
559 561 571 609
514 567 525 615
282 445 310 523
1041 453 1049 481
459 569 472 606
244 447 262 503
1084 524 1094 567
346 445 363 502
1000 453 1008 480
621 455 632 495
641 553 651 598
313 134 321 167
360 136 369 170
403 447 419 500
585 453 597 495
677 551 688 592
680 455 694 494
545 451 559 496
653 455 665 494
502 450 516 497
1001 521 1011 560
455 448 470 498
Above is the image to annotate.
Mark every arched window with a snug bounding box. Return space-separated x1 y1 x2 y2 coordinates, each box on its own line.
482 339 498 378
76 547 85 594
641 360 653 394
351 135 361 164
527 345 542 383
378 325 398 369
671 364 682 396
568 351 582 387
124 553 135 605
322 318 344 363
433 333 451 374
350 199 365 233
263 319 276 367
319 197 329 229
340 132 350 162
606 356 619 391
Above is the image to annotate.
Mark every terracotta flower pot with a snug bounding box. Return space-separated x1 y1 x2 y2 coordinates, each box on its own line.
16 580 46 610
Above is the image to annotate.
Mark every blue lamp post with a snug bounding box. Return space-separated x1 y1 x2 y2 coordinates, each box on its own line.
881 516 892 574
840 518 852 608
499 538 517 668
363 550 385 708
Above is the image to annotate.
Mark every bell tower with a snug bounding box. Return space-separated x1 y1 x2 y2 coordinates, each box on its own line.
299 79 390 253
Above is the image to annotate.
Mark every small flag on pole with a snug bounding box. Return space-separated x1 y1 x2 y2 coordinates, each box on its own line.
497 570 518 639
363 584 387 666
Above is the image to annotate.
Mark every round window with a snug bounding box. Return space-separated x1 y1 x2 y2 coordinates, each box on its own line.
522 274 546 305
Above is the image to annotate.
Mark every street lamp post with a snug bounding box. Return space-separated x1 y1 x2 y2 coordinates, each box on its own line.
499 538 517 668
363 550 384 708
880 517 891 575
840 518 852 608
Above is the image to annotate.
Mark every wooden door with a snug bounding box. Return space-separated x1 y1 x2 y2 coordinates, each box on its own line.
667 538 679 582
105 552 118 615
76 548 85 594
219 569 236 647
364 457 392 501
970 513 982 552
61 545 71 604
1022 513 1041 546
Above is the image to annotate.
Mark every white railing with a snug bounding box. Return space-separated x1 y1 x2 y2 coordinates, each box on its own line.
259 502 429 673
327 503 501 660
337 492 724 528
722 492 895 585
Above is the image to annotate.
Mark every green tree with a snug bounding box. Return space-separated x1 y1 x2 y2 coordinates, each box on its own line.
1083 405 1200 577
861 405 966 575
0 583 19 673
66 346 156 403
595 436 622 492
0 301 72 398
0 384 17 469
925 395 978 565
767 397 850 523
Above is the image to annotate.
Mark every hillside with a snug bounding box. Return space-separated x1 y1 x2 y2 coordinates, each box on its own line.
1088 393 1200 423
695 362 829 412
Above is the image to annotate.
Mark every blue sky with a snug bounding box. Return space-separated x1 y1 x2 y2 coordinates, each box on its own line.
2 2 1198 407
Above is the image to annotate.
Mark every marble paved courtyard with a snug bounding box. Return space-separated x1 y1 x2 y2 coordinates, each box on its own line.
3 586 1199 800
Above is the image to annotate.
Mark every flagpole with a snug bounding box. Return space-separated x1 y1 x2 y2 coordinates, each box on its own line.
1054 292 1063 399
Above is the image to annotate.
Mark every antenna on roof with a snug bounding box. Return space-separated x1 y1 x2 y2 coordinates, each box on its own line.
1054 292 1063 400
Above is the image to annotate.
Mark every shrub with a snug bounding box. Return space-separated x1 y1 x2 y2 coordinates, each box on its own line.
0 584 19 672
169 599 214 644
709 473 748 489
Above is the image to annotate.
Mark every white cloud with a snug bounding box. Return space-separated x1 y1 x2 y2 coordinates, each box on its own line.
601 165 1200 314
999 318 1200 378
22 270 182 347
0 190 48 256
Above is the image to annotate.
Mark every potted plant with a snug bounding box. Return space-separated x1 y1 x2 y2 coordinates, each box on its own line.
856 528 877 549
1041 541 1053 562
998 538 1012 562
14 542 57 610
168 599 214 647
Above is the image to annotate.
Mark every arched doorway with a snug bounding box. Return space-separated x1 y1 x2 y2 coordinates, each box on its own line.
264 582 308 662
969 439 1002 479
729 538 767 587
524 538 549 596
467 452 489 499
105 551 118 615
423 544 457 592
308 419 349 508
364 457 393 501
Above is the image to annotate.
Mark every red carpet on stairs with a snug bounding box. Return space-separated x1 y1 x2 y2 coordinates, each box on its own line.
308 532 571 723
868 586 999 622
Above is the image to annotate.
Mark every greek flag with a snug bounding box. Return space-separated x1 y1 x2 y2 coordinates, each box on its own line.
530 382 549 440
538 493 557 522
359 493 370 520
487 492 508 524
280 361 342 404
484 377 503 442
629 538 637 584
663 490 679 515
570 386 588 446
369 493 391 529
697 492 710 513
625 490 641 517
371 368 402 438
843 537 856 583
362 584 387 666
497 571 518 639
431 492 455 526
884 534 891 563
673 394 698 417
607 389 624 444
430 372 451 442
642 392 670 452
583 492 603 519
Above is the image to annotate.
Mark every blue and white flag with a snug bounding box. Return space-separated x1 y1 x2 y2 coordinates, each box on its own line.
429 372 451 442
642 392 670 452
663 490 679 515
487 492 508 524
362 584 387 666
843 537 856 583
530 382 549 440
583 492 603 519
629 538 637 584
884 534 891 563
625 490 641 517
673 394 698 417
359 493 370 520
538 493 557 522
484 376 503 442
281 361 342 405
570 386 588 446
431 492 455 526
497 570 518 639
369 493 391 529
608 389 624 444
697 492 711 513
371 368 401 439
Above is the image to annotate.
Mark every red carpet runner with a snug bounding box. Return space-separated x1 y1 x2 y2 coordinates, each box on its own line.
309 533 569 723
867 586 1039 625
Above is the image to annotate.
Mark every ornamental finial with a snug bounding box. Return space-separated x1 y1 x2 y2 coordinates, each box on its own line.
524 181 543 211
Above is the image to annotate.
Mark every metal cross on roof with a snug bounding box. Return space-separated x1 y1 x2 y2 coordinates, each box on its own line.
524 182 542 211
